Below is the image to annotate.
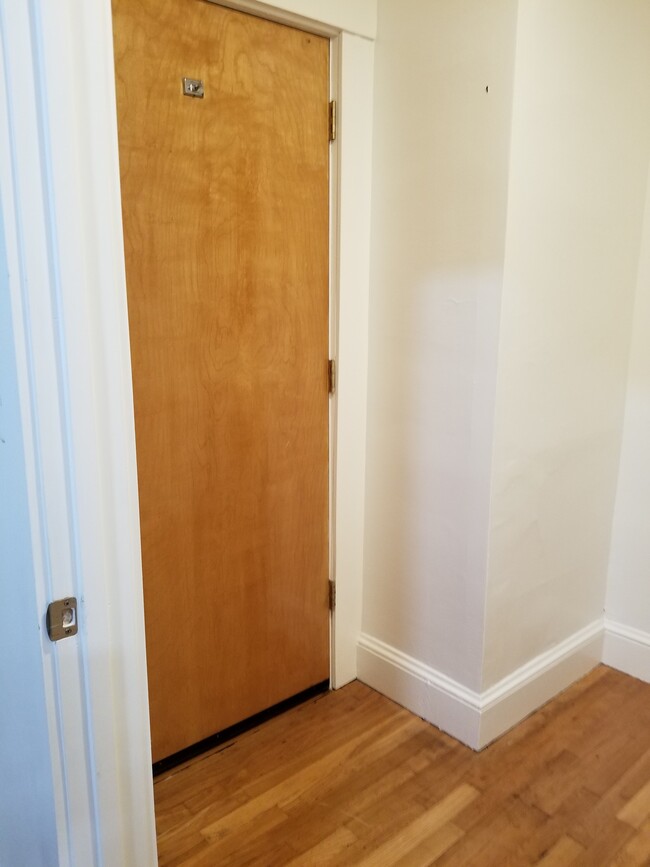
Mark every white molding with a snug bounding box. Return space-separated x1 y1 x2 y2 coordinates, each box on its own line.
2 0 158 863
358 620 604 750
210 0 376 39
330 31 374 688
0 8 70 863
208 0 338 36
42 0 159 862
0 3 97 863
603 619 650 684
478 620 603 747
358 634 482 747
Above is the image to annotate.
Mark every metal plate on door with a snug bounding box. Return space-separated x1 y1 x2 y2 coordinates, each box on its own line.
46 597 78 641
183 77 204 98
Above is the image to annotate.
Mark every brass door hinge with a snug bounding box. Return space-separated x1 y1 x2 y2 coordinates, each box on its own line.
328 359 336 395
329 580 336 611
329 100 337 143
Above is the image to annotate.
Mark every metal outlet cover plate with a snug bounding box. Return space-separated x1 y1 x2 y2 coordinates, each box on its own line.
46 597 78 641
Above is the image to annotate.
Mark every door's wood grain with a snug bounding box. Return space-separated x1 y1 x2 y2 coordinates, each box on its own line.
112 0 330 762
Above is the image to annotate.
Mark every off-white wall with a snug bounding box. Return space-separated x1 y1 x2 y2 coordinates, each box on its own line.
362 0 518 692
606 163 650 638
483 0 650 688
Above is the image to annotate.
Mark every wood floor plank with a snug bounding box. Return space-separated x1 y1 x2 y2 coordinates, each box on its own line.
535 835 584 866
286 827 357 865
192 805 290 866
280 730 432 859
571 820 634 867
520 787 599 864
434 791 547 866
156 683 383 814
618 779 650 829
153 666 650 866
610 816 650 866
353 784 478 866
391 823 465 867
199 714 415 841
154 686 399 862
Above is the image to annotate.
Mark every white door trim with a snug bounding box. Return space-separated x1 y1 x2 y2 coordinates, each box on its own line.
0 5 73 863
1 0 159 863
3 0 374 863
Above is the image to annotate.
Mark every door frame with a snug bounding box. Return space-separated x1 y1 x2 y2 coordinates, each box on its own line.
0 0 374 863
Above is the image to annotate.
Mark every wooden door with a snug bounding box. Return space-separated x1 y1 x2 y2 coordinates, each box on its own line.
112 0 330 763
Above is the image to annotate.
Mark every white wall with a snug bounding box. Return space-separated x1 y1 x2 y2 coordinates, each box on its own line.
0 216 59 865
360 0 650 746
606 163 650 642
483 0 650 688
362 0 518 692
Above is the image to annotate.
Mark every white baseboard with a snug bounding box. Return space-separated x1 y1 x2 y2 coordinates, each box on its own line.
478 621 603 747
357 620 604 750
357 634 483 747
603 620 650 684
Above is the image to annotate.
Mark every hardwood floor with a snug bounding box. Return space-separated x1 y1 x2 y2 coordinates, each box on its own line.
154 666 650 865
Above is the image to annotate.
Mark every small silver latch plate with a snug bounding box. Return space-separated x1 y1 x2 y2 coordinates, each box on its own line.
46 597 78 642
183 77 204 98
